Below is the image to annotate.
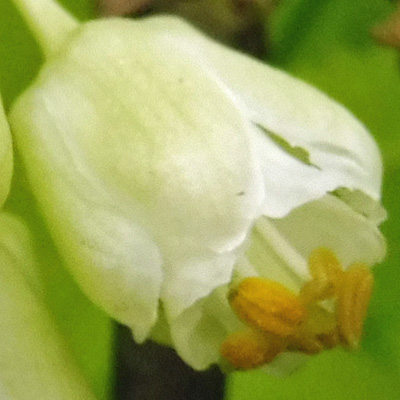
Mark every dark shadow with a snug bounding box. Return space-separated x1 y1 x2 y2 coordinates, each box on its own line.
115 324 226 400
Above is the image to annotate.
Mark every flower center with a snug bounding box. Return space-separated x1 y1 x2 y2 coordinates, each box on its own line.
220 248 373 370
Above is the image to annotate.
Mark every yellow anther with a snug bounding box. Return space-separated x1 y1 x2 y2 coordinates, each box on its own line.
299 304 337 336
221 249 375 370
337 263 373 349
289 304 337 354
229 277 307 337
220 330 286 370
300 279 335 305
308 248 343 285
300 248 345 304
288 334 325 355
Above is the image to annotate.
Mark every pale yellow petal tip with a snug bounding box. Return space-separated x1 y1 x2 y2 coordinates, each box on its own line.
222 248 374 371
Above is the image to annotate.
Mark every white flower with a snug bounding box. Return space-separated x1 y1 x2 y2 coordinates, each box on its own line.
9 0 386 372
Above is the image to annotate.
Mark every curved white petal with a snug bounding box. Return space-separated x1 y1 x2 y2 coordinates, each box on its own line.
0 97 13 209
9 108 164 340
10 18 264 339
161 250 238 319
11 82 164 341
0 213 96 399
168 287 243 370
245 219 306 293
272 194 386 279
333 188 387 225
69 20 264 254
145 16 383 217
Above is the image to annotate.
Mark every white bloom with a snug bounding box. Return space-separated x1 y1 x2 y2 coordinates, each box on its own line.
9 0 386 372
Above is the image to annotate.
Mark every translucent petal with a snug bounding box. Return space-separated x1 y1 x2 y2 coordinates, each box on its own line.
272 194 386 279
333 188 387 225
168 287 243 370
0 213 96 399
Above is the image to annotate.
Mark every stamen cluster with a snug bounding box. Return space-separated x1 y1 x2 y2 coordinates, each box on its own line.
221 248 374 369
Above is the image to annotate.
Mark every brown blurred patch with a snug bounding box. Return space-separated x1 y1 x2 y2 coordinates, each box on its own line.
97 0 278 57
98 0 151 16
372 4 400 49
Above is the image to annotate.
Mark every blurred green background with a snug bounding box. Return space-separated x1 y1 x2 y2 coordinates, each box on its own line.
1 0 399 399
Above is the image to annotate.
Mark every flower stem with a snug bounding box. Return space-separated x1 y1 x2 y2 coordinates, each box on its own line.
11 0 79 58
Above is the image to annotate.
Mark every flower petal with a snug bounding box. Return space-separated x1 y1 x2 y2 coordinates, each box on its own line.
146 16 383 216
333 188 387 225
272 194 386 280
0 213 96 399
11 83 164 341
161 251 238 319
0 97 13 209
168 286 243 370
10 18 265 338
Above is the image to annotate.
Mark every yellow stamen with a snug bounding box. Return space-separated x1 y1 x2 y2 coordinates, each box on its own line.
308 248 343 285
299 304 337 336
288 334 324 355
221 248 375 370
289 304 337 353
300 248 344 304
300 279 335 305
220 330 287 370
229 277 307 337
337 263 373 349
